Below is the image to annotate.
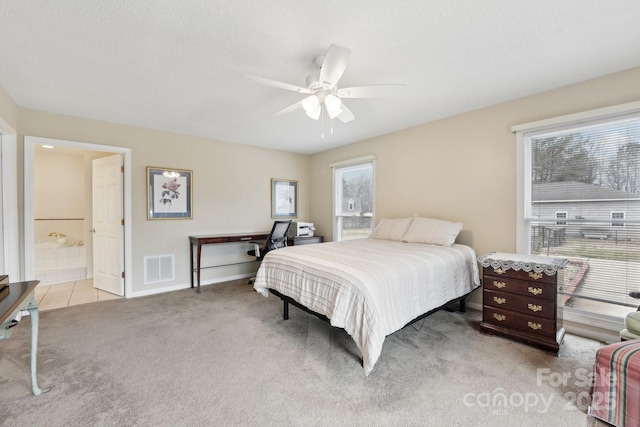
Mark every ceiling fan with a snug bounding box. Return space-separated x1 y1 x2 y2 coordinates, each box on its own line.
244 44 405 123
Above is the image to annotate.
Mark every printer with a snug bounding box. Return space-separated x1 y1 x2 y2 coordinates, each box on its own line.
287 222 316 238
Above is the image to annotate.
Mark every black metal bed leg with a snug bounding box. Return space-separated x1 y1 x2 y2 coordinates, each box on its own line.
283 300 289 320
443 296 466 313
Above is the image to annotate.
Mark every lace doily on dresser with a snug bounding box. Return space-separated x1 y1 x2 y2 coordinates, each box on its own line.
477 252 568 276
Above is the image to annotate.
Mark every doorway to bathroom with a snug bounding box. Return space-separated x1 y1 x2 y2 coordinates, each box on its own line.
24 136 132 298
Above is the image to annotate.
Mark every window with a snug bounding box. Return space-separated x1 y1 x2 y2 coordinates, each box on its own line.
516 107 640 320
332 157 375 241
611 211 625 227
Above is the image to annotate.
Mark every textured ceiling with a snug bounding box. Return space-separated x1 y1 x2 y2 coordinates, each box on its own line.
2 1 640 154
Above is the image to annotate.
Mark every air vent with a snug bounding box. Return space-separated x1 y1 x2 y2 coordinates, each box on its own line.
144 254 174 284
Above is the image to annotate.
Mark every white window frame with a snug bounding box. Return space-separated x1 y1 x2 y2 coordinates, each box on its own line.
555 211 568 225
514 100 640 343
330 155 376 242
610 211 625 227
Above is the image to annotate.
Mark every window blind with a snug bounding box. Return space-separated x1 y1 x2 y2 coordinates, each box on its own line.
525 114 640 312
333 160 375 241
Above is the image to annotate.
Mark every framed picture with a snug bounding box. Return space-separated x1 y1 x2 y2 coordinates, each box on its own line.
147 167 193 219
271 178 298 218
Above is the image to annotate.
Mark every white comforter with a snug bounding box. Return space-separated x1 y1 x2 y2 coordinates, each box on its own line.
253 238 480 375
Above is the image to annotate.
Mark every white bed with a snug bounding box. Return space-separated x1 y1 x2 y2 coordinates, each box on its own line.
253 237 480 375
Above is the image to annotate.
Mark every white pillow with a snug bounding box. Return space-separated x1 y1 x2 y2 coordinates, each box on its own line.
401 215 463 246
369 217 413 241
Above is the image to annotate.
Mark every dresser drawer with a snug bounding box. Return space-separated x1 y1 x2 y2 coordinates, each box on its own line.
483 289 556 319
483 305 557 338
483 266 556 285
483 275 556 301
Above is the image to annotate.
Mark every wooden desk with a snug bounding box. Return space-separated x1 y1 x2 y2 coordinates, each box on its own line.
0 278 46 395
189 232 270 293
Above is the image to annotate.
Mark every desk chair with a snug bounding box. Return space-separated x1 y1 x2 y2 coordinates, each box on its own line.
248 220 292 284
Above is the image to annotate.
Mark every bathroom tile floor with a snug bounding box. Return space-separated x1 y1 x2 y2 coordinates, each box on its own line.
35 279 122 311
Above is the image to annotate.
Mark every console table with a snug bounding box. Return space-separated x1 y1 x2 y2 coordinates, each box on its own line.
0 277 46 395
189 232 270 293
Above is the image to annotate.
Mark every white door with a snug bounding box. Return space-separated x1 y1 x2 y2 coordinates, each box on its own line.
92 154 124 295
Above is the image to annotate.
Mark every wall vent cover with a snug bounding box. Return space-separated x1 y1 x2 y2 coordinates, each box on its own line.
144 254 174 284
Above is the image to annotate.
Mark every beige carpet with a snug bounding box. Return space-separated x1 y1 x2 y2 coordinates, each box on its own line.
0 279 603 426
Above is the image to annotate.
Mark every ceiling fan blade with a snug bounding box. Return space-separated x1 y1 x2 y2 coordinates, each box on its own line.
243 74 312 94
273 101 303 116
337 84 406 99
319 44 351 89
337 104 355 123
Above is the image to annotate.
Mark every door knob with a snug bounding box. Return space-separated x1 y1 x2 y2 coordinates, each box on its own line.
90 228 96 233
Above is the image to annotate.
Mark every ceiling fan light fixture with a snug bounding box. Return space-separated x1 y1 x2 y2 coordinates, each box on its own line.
327 107 342 119
301 95 320 113
324 94 342 113
306 105 321 120
246 44 405 126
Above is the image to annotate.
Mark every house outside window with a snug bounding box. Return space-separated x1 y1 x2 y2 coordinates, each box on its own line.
332 156 375 241
515 106 640 328
611 211 625 227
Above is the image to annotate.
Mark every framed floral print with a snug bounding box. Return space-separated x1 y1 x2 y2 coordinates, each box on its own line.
271 178 297 218
147 167 193 219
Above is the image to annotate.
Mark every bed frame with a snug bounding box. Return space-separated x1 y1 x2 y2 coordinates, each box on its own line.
268 288 468 329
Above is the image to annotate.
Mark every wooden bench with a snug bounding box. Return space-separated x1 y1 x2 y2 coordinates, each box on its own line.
583 233 609 239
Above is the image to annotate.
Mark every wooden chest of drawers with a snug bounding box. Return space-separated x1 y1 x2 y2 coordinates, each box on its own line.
478 253 567 355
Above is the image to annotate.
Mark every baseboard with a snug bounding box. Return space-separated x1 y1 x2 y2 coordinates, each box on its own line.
466 301 482 311
563 308 623 344
128 273 254 298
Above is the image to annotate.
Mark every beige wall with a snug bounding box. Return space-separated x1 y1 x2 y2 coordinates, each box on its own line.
34 150 85 220
33 150 86 246
17 109 311 295
0 84 18 130
309 67 640 304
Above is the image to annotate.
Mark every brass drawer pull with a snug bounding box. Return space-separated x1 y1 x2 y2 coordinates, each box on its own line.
528 272 543 280
493 313 506 321
528 287 543 296
494 268 506 275
493 281 506 289
493 297 506 304
528 322 542 330
528 304 542 312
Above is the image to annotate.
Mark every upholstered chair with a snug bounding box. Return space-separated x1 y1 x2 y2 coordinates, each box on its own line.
621 291 640 341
